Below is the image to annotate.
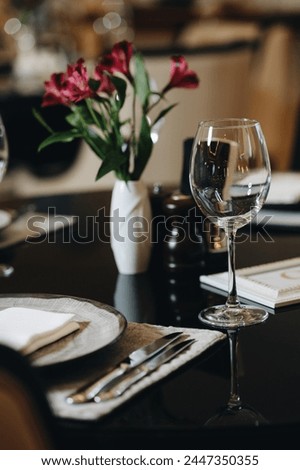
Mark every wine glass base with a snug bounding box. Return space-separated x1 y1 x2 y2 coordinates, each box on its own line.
199 304 268 329
204 404 268 428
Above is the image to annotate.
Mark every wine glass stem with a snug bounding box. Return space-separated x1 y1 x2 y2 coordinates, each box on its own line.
227 329 241 408
225 228 239 308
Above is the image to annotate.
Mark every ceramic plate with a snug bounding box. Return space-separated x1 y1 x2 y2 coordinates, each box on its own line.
0 294 127 367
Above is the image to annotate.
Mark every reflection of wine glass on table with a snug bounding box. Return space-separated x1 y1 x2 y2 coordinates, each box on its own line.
205 329 268 428
190 118 271 329
0 115 14 277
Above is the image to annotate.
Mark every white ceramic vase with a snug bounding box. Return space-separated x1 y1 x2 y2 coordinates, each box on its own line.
110 179 152 274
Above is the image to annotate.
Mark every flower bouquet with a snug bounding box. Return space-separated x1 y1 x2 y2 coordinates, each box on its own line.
34 41 200 274
34 40 199 183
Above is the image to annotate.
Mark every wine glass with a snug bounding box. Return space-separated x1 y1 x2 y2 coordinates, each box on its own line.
190 118 271 329
0 114 14 277
0 115 8 180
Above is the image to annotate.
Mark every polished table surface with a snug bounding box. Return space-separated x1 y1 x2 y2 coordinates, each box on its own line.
1 189 300 450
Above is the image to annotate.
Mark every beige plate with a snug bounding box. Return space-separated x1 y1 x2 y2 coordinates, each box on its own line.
0 294 127 368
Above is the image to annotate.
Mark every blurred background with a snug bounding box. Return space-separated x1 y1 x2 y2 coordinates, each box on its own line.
0 0 299 197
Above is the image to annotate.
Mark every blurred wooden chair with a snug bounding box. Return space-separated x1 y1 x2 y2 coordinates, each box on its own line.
0 344 55 450
246 24 300 171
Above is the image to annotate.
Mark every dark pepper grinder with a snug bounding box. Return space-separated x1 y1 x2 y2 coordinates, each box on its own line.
162 138 206 274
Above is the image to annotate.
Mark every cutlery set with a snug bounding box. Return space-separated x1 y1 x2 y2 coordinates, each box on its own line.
67 332 195 404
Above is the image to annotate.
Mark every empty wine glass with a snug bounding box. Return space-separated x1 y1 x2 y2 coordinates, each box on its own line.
0 114 14 277
190 118 271 329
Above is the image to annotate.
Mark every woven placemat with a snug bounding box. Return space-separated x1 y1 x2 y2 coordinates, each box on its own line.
47 322 225 421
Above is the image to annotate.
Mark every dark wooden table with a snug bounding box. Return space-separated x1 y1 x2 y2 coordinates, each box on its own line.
1 190 300 450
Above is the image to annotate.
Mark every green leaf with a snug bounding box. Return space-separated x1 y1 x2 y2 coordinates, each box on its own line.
131 115 153 180
32 108 54 133
38 129 82 151
96 159 116 180
152 103 178 126
88 78 101 92
65 110 89 128
66 104 93 128
109 75 127 109
85 126 124 163
134 53 151 108
95 148 125 180
65 103 109 136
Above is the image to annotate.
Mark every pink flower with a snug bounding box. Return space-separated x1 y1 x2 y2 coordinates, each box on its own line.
100 40 133 81
42 59 94 107
94 66 115 95
62 58 94 103
42 73 69 107
163 56 199 93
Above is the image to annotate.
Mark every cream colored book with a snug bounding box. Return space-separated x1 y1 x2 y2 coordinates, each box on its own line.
200 257 300 308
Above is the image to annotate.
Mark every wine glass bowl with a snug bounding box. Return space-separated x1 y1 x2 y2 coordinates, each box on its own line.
0 115 8 179
0 114 14 278
190 118 271 329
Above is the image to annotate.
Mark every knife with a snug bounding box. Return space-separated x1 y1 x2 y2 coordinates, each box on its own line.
67 331 183 404
94 337 195 402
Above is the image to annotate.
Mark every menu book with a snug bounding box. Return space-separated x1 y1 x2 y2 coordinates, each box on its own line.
200 257 300 308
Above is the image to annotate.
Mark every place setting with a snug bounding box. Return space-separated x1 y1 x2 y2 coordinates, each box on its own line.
0 293 225 421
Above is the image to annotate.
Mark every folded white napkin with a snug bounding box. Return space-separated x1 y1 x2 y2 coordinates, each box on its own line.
0 307 80 355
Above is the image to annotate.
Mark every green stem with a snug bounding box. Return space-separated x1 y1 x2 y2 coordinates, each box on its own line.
146 92 162 114
86 99 101 127
132 89 137 157
71 105 103 158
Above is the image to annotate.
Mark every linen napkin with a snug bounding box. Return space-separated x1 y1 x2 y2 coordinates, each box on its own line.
47 323 225 421
0 307 80 355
